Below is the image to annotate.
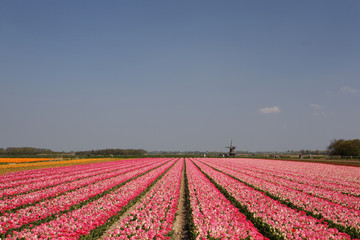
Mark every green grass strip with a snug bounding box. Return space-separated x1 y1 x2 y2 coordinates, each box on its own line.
183 159 198 240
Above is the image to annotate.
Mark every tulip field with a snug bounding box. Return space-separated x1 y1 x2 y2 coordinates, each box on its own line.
0 157 359 239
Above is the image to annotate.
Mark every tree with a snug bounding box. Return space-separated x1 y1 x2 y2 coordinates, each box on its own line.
328 139 360 156
75 148 147 157
0 147 54 156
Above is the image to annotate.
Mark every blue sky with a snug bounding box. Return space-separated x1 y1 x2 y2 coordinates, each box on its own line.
1 0 359 152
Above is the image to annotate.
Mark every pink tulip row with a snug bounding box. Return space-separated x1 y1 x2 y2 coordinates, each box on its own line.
0 158 159 185
255 158 360 186
0 163 129 198
0 159 131 190
8 159 178 239
236 160 360 197
0 158 159 194
104 159 183 239
0 159 170 234
192 159 351 240
222 158 360 195
198 158 360 234
0 159 120 183
0 159 168 213
186 159 266 240
205 159 360 210
0 158 162 198
226 159 360 196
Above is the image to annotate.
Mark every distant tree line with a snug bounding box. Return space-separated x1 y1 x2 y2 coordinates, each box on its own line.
0 147 147 157
328 139 360 156
0 147 54 156
75 149 147 157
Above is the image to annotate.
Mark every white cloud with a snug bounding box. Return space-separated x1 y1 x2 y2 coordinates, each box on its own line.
310 104 321 109
340 86 359 93
259 106 280 114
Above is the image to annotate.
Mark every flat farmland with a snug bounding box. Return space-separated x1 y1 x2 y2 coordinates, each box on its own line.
0 158 359 239
0 158 124 175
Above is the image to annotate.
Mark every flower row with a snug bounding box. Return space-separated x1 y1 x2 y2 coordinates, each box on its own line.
0 159 127 190
186 159 266 239
198 158 360 237
8 159 178 239
0 158 115 183
1 164 124 198
206 158 360 209
104 159 183 239
192 159 351 240
0 158 160 198
0 159 169 235
0 158 57 163
0 159 167 213
221 158 360 196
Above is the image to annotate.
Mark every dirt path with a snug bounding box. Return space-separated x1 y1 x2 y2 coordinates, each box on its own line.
172 162 190 239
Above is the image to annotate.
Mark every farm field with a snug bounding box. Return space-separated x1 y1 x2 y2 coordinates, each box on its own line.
0 158 359 239
0 158 58 163
0 158 124 175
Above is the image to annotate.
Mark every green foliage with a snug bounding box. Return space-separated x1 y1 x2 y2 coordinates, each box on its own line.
75 148 146 157
328 139 360 156
0 147 54 156
183 160 198 240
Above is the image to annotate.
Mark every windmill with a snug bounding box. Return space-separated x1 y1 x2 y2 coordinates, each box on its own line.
226 140 236 157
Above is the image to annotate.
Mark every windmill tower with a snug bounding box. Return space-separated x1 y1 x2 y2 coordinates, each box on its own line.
226 140 236 157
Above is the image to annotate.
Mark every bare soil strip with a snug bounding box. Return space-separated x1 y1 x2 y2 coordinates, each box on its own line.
172 160 190 239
